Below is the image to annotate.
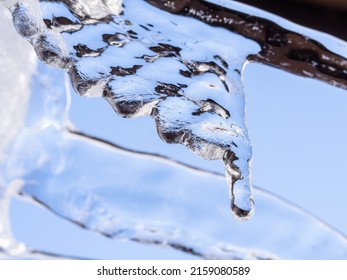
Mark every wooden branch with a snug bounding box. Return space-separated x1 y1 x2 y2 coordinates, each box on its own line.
147 0 347 90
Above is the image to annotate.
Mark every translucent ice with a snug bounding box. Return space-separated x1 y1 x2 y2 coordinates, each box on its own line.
2 0 262 218
4 0 347 220
4 0 347 221
2 59 347 259
2 0 347 259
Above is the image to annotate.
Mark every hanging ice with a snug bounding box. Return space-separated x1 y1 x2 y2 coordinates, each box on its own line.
2 57 347 259
4 0 347 221
2 0 347 259
2 0 262 218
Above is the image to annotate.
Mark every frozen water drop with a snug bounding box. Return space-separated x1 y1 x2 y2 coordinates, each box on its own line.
232 198 255 221
231 182 255 220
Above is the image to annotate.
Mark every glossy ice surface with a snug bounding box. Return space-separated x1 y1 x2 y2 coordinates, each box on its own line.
1 0 347 259
5 0 259 218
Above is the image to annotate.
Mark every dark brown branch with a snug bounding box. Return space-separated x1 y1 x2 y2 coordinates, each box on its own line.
147 0 347 89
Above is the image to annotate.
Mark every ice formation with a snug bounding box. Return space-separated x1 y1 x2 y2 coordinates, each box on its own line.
2 0 261 218
1 0 347 259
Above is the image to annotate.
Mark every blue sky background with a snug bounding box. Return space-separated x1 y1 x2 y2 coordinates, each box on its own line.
245 63 347 235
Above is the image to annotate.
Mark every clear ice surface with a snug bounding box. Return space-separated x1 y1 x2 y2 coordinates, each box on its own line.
1 0 347 259
4 0 261 218
3 58 347 259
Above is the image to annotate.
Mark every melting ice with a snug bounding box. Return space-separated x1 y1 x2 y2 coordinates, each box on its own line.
4 0 261 218
2 0 347 259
